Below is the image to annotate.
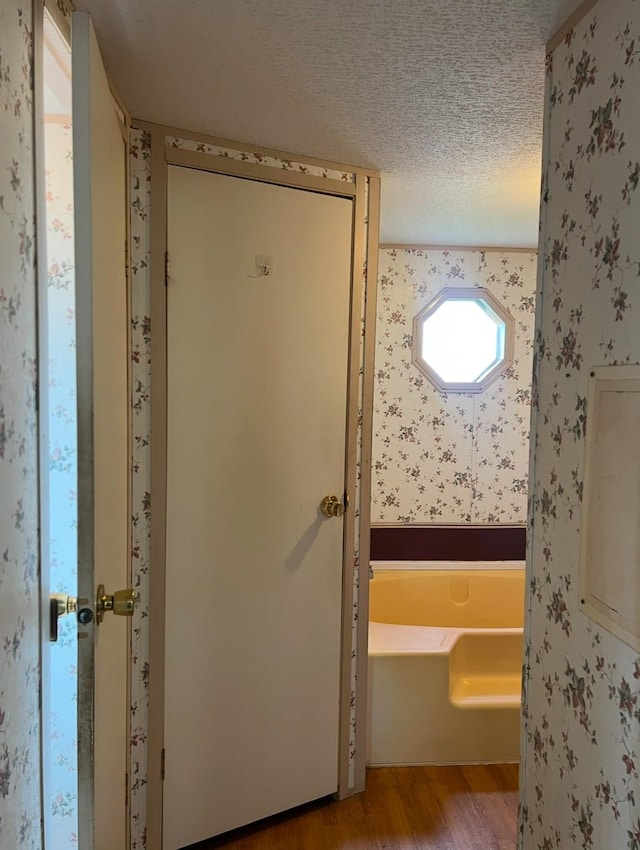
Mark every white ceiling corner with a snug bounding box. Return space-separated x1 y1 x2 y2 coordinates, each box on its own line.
76 0 583 248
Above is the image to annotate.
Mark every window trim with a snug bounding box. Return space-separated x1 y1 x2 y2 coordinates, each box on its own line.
411 286 515 393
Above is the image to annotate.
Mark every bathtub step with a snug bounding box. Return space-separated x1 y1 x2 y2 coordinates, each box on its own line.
450 675 521 709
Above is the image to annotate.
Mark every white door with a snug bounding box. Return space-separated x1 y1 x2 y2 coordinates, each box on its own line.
163 166 353 848
72 12 130 849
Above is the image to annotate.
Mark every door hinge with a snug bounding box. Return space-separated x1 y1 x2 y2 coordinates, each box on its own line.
165 251 169 285
161 747 166 781
125 771 129 808
124 239 130 283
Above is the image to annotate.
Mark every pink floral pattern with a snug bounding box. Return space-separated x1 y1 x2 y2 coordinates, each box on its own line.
0 3 41 848
520 3 640 848
372 248 536 524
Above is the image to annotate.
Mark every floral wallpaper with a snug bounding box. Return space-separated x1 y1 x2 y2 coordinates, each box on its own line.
372 248 536 525
348 180 369 783
129 126 152 850
0 3 42 849
165 136 355 183
520 1 640 848
44 117 78 846
127 129 375 841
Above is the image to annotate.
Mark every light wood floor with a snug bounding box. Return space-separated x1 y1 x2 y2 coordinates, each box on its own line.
191 764 519 850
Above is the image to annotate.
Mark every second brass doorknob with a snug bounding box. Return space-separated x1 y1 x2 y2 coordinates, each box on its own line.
320 495 345 518
96 584 139 624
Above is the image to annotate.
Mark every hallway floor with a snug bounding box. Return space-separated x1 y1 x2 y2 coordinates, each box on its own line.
194 764 519 849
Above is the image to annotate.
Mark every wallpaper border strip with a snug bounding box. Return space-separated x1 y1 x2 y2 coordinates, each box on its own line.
132 118 379 179
380 243 537 253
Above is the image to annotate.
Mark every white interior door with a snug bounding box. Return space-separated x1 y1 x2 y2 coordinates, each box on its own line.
72 12 129 849
163 166 353 848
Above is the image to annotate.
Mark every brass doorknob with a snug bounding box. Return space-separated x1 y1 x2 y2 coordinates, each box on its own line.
96 584 139 624
49 594 92 642
51 593 79 618
320 494 345 518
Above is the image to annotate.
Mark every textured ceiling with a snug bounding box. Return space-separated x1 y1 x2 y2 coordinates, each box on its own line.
76 0 581 247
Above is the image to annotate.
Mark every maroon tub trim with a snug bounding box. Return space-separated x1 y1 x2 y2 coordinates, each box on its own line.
369 526 526 562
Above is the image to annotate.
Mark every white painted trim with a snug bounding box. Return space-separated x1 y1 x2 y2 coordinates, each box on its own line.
34 2 51 846
43 0 71 43
411 286 516 394
71 14 96 849
578 365 640 651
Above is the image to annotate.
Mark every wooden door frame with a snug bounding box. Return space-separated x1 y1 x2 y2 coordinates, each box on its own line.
134 120 380 846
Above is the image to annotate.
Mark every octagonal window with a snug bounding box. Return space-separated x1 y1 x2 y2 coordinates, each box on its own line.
412 287 514 393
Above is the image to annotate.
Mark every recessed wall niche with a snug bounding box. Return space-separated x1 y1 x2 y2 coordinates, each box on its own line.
579 365 640 651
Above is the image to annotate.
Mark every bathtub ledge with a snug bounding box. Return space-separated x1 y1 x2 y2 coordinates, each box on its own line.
368 621 453 655
449 675 522 710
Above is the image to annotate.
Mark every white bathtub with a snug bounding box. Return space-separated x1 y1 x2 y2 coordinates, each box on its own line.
367 564 525 766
